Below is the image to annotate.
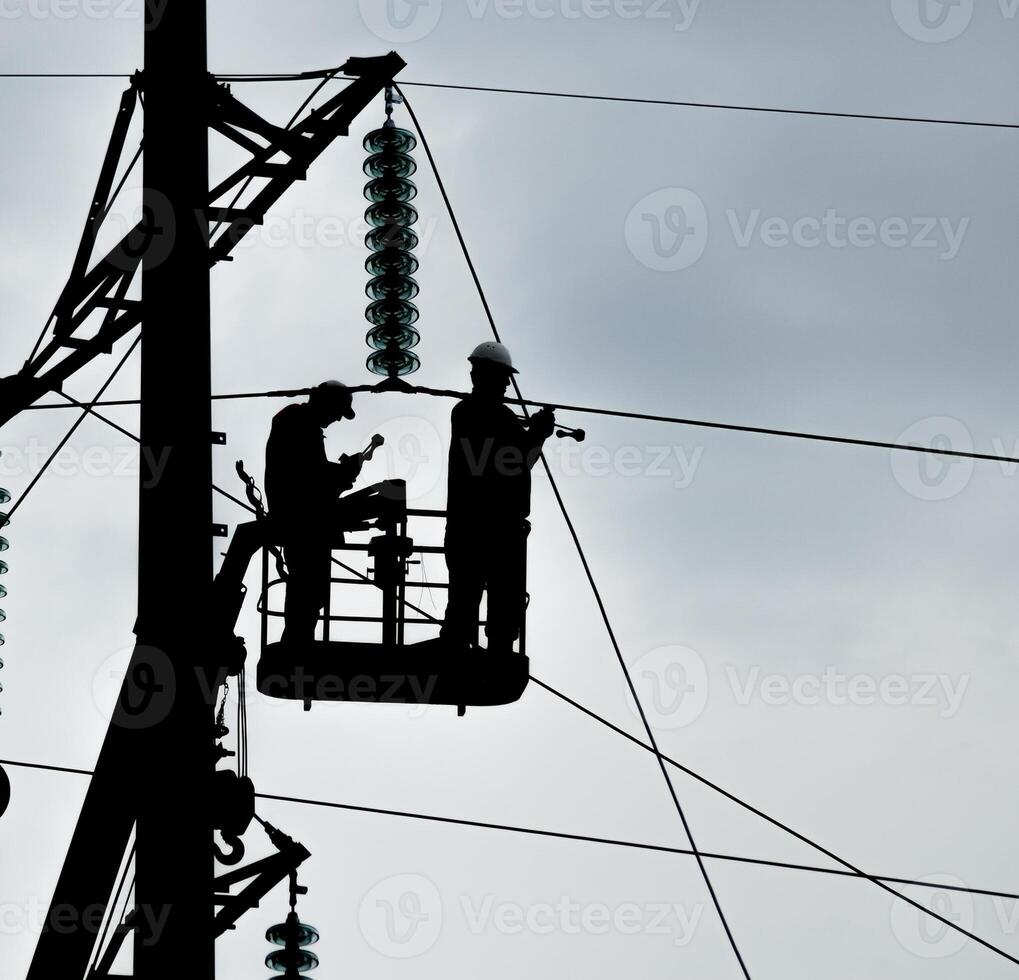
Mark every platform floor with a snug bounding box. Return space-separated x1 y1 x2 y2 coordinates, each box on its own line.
256 637 530 707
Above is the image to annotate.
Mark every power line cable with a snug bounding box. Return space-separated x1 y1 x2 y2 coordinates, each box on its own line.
527 674 1019 963
32 377 1019 963
397 81 753 980
4 756 1018 903
5 72 1019 131
6 336 140 523
26 388 1017 469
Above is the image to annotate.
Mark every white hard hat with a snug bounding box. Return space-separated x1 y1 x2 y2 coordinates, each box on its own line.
468 341 518 374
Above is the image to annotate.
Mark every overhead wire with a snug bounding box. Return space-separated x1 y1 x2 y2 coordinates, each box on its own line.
5 756 1019 904
6 58 1016 971
395 83 1019 972
5 336 140 523
25 387 1019 469
5 72 1019 131
396 81 753 980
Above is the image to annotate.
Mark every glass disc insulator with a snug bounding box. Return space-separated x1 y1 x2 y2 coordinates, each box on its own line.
366 224 418 253
265 949 319 973
364 150 417 179
366 247 418 278
365 200 418 229
363 126 418 155
367 348 421 377
367 273 419 302
266 919 320 946
366 323 420 351
0 490 9 505
0 539 9 553
366 297 419 326
364 175 417 204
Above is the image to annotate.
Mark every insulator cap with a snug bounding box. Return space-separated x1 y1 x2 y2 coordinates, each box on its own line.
367 347 421 377
366 248 419 277
265 949 319 973
266 915 320 946
364 150 417 180
364 175 417 204
366 323 420 351
365 200 418 229
363 126 417 154
365 224 419 253
366 297 419 326
367 273 419 302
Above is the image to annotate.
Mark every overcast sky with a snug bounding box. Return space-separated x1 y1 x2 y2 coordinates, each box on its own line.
4 0 1019 977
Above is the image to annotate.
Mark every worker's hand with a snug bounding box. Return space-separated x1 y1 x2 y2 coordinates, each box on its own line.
339 452 365 476
530 407 556 440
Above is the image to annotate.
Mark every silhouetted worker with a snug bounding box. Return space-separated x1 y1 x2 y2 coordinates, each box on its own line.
265 381 364 645
442 342 555 654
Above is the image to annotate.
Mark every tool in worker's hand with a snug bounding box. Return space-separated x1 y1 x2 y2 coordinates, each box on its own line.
361 433 385 461
513 411 586 442
341 433 385 466
554 426 586 442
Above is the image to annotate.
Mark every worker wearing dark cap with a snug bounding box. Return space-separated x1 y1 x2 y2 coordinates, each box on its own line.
265 380 365 645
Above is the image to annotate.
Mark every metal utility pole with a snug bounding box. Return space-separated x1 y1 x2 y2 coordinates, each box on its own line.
133 0 216 975
20 4 405 971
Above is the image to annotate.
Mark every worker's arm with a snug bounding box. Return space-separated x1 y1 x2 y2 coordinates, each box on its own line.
519 407 555 469
326 455 363 495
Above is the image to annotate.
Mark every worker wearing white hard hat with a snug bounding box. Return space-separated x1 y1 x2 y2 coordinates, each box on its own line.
441 343 555 654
